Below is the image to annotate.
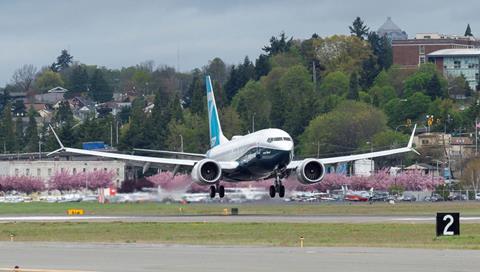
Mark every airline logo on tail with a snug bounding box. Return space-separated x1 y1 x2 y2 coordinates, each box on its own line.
205 76 228 148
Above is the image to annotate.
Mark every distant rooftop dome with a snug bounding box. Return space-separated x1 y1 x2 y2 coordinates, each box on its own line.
378 17 401 31
377 17 408 41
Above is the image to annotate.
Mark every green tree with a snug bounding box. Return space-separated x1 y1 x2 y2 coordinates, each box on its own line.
119 98 148 150
426 73 443 99
15 117 24 151
349 17 369 40
320 71 349 96
299 101 387 156
51 49 73 72
132 69 152 95
206 57 228 85
384 93 431 126
369 85 396 107
189 71 206 114
224 57 255 102
69 65 89 93
54 101 74 124
24 108 39 152
347 72 359 100
262 32 294 56
263 67 288 128
404 63 446 98
35 70 65 92
447 75 472 98
254 54 271 80
278 65 315 138
314 35 372 75
232 81 271 132
367 32 393 71
165 111 209 153
90 69 113 102
0 103 15 153
219 106 242 139
465 24 473 37
366 130 410 168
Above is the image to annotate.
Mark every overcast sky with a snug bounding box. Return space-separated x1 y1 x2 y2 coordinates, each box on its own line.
0 0 479 85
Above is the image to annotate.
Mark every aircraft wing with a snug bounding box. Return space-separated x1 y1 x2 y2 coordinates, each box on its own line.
47 126 238 170
287 125 418 169
57 146 198 166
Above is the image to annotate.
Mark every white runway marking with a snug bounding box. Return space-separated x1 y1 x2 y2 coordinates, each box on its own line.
0 216 127 221
392 217 480 221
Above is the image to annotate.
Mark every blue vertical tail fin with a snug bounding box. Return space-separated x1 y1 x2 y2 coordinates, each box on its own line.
205 76 229 148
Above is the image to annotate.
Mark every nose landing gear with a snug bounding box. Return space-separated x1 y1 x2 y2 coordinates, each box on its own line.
269 175 285 198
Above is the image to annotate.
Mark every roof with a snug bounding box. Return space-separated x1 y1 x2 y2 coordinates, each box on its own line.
427 49 480 57
405 163 435 170
378 17 402 32
47 86 69 93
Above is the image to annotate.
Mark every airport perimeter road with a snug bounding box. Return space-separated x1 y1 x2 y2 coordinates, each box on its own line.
1 215 480 223
0 242 479 272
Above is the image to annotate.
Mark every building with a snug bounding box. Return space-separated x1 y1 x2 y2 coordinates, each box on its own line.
414 133 451 148
0 160 126 188
392 34 480 69
377 17 407 41
427 49 480 90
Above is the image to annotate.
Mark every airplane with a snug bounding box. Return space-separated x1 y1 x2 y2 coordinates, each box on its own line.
48 76 418 199
341 186 372 202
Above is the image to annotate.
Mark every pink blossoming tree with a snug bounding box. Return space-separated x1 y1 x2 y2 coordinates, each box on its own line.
146 169 444 193
0 176 45 194
49 170 115 191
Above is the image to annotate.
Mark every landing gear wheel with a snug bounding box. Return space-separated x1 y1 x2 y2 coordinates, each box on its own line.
278 185 285 198
269 185 276 198
218 185 225 198
209 185 216 198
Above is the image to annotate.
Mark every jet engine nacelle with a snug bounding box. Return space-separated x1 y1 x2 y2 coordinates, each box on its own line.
191 159 222 185
296 159 325 184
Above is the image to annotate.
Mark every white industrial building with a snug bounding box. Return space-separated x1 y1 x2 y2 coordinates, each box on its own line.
0 160 126 187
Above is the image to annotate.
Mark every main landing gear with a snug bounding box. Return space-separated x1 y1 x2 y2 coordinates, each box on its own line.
209 184 225 198
269 176 285 198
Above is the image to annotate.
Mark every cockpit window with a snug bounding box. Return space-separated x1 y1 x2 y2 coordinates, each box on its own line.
267 137 290 143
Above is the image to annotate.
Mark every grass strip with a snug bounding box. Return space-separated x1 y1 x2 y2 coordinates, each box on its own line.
1 222 479 249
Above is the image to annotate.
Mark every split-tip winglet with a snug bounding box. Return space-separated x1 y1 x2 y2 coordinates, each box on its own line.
47 125 65 156
407 124 421 155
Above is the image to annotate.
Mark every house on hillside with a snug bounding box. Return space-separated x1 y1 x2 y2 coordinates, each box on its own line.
34 86 69 104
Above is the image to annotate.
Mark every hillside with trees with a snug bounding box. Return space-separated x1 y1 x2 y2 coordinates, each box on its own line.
0 17 476 167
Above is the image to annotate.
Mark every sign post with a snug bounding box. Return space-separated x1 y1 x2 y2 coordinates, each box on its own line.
436 212 460 236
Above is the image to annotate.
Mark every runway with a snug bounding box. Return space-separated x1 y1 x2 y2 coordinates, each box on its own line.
0 242 479 272
1 215 480 223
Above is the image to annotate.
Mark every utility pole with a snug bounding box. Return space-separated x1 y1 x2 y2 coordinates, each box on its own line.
179 134 184 152
252 113 256 133
110 122 113 147
116 121 119 145
476 118 478 156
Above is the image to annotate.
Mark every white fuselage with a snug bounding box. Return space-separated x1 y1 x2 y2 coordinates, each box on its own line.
206 128 294 162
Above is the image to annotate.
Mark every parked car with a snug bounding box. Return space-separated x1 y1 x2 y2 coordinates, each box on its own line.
369 192 389 202
475 193 480 200
448 193 468 201
425 194 444 202
401 194 417 202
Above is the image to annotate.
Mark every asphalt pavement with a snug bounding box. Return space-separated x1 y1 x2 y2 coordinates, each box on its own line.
0 242 479 272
